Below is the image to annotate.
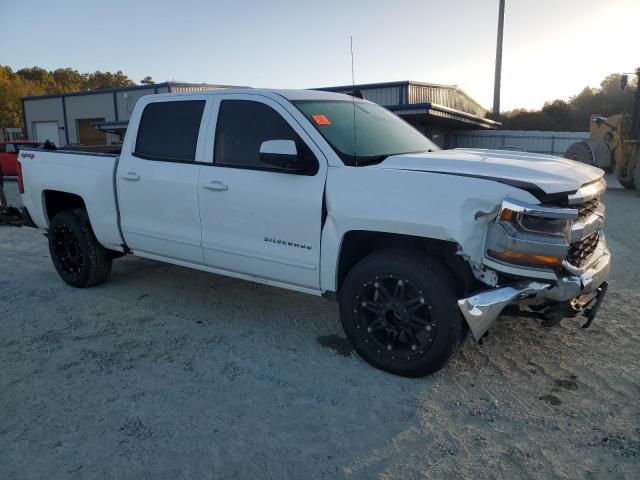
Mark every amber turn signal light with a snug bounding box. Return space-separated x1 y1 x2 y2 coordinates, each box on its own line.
499 208 517 222
487 250 563 268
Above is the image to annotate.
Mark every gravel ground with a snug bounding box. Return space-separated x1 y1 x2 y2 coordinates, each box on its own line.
1 179 639 479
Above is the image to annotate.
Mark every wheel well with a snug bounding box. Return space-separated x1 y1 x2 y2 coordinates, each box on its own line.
336 231 476 296
43 191 86 221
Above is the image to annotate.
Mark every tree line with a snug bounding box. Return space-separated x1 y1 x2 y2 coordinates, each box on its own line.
0 65 154 129
497 73 638 131
1 65 636 132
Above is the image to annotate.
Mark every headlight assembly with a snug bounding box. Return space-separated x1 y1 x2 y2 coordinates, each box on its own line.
499 207 573 238
486 199 580 269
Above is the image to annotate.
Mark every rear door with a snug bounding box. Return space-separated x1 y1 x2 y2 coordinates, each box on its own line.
117 97 209 264
198 94 327 290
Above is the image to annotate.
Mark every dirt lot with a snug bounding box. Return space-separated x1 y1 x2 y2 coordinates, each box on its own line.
1 179 639 479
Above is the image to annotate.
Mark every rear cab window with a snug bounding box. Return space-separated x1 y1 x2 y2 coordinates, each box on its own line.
134 100 205 162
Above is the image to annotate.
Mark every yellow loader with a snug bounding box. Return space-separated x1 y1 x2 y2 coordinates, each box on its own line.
565 68 640 190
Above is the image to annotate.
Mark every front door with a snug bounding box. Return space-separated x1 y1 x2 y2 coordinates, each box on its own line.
117 98 208 264
198 95 327 290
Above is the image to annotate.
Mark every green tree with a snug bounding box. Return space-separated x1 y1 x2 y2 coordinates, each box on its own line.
502 72 639 131
0 65 140 129
16 66 56 91
140 76 155 85
501 109 562 131
84 70 135 90
51 68 86 93
541 100 572 130
0 66 46 129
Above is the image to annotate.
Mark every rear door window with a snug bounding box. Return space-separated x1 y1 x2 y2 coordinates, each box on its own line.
134 100 205 162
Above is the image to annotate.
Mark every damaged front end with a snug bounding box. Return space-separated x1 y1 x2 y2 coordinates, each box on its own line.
458 178 611 340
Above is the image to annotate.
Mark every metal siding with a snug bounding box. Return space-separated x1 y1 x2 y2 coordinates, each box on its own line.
64 93 115 144
408 84 487 117
358 86 402 106
451 130 589 155
22 97 66 145
115 88 156 121
170 85 228 93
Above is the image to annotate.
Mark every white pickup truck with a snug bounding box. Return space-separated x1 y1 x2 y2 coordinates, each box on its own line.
18 89 610 377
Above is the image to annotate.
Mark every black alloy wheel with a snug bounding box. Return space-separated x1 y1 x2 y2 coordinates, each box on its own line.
339 249 466 377
51 223 84 279
354 275 437 361
48 209 112 288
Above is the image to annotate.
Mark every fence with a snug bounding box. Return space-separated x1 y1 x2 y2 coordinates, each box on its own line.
450 130 589 156
1 128 25 142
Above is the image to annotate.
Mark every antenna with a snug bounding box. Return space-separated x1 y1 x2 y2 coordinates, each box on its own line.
350 36 357 166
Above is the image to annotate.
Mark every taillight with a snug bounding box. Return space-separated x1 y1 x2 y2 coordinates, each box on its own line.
17 161 24 193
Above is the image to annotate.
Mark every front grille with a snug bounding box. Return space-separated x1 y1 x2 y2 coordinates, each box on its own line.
575 197 600 218
567 231 599 267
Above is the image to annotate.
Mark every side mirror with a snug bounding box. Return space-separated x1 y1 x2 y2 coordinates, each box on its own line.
259 139 301 170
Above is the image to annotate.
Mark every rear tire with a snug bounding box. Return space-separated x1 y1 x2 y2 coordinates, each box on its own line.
338 249 465 377
48 209 112 287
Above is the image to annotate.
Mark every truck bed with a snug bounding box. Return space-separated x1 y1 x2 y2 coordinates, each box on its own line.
18 148 125 252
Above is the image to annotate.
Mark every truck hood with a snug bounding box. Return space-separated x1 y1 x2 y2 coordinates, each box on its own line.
376 148 604 196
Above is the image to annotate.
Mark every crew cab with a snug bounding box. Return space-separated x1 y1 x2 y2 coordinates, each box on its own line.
18 89 610 377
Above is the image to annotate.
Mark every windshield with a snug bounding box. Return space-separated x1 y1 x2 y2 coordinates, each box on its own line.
293 99 439 166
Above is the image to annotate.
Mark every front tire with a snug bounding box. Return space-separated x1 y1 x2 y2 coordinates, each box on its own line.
48 209 112 288
338 249 465 377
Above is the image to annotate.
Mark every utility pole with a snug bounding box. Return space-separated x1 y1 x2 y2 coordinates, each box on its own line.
493 0 505 116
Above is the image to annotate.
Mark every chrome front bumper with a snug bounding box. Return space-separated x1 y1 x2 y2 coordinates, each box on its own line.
458 245 611 340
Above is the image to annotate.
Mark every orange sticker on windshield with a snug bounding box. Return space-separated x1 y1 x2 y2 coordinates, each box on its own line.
312 114 331 125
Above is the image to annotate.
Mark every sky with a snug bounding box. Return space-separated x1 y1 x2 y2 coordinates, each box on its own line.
0 0 637 112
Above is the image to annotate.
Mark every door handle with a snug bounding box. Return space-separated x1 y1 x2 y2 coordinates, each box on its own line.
202 181 228 191
121 172 140 181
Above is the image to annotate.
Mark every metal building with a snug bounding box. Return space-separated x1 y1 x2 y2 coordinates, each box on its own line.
21 82 238 147
317 81 499 147
21 80 498 148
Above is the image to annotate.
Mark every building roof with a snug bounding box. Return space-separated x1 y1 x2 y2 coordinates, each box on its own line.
21 82 245 101
22 80 499 129
316 80 499 129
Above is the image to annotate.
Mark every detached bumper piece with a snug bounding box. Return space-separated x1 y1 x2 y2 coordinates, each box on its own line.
580 281 608 329
458 282 550 340
458 249 610 340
